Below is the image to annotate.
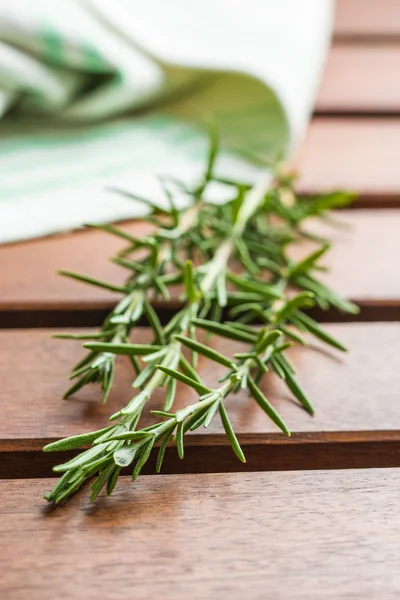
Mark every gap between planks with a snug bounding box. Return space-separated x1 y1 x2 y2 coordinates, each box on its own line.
1 208 400 327
2 323 400 478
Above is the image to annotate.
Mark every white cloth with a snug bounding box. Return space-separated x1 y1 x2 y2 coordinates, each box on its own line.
0 0 333 243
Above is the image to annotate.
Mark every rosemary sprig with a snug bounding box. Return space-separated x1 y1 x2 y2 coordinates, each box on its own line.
44 133 357 505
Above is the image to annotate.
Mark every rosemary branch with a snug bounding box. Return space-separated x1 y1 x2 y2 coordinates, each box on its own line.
44 133 358 505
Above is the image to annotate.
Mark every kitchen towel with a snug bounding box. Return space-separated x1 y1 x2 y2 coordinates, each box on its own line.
0 0 333 243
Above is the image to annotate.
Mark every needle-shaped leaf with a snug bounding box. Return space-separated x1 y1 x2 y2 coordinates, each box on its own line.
113 445 137 468
227 272 282 300
274 355 314 415
144 300 165 345
164 378 177 412
274 291 315 323
248 377 290 436
289 244 330 277
43 426 115 452
107 467 121 496
175 334 234 368
53 444 108 472
255 329 282 355
192 318 257 343
183 259 198 303
132 438 155 481
292 311 347 351
219 402 246 463
176 422 185 459
156 365 211 395
84 342 162 356
52 332 110 340
58 270 129 294
179 355 202 383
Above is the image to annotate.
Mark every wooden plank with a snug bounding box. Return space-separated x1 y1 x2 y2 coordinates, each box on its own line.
317 44 400 114
296 119 400 200
335 0 400 39
2 322 400 477
1 469 400 599
1 209 399 320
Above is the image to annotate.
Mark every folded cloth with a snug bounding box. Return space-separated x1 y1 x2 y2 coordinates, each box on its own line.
0 0 333 243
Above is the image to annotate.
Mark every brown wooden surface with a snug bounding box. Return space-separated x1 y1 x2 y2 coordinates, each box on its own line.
1 209 400 317
1 469 399 600
2 322 400 477
296 118 400 199
2 5 400 597
335 0 400 38
317 44 400 113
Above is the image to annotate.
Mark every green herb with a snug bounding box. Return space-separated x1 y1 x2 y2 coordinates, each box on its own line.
43 131 357 505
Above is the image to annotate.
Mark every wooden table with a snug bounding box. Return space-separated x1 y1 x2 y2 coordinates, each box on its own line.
1 3 400 598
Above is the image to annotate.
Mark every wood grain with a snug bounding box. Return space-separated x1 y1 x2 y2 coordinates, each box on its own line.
335 0 400 39
1 209 399 321
295 119 400 200
1 469 400 600
2 323 400 476
317 44 400 114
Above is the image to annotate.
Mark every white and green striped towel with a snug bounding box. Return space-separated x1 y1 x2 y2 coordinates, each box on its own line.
0 0 333 243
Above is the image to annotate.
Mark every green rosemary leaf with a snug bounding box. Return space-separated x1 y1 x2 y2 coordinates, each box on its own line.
274 355 314 415
247 377 290 436
292 311 347 351
43 426 115 452
44 470 74 502
274 291 315 323
216 273 227 307
219 402 246 463
58 270 128 294
132 438 155 481
176 422 185 459
203 399 221 428
151 410 175 418
63 372 94 399
279 325 307 346
255 329 282 355
113 445 137 468
270 355 286 380
90 463 116 503
84 342 162 356
175 334 234 368
144 300 165 345
295 274 359 314
156 426 175 473
155 277 170 301
157 365 211 396
179 355 202 383
164 378 177 412
183 259 198 303
227 272 282 300
107 431 153 442
186 408 210 431
85 223 140 243
289 244 330 277
132 363 154 389
107 467 121 496
52 332 109 340
192 318 257 343
53 444 108 472
304 191 356 215
111 256 146 272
